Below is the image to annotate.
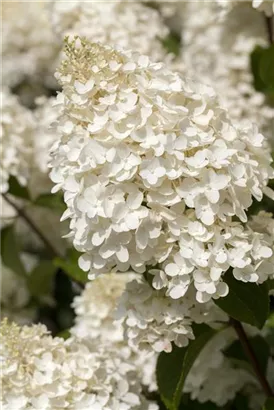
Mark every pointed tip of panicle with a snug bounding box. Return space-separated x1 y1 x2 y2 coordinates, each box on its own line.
58 35 124 83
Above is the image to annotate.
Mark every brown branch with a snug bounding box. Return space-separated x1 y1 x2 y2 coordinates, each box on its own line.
2 193 61 258
230 318 274 398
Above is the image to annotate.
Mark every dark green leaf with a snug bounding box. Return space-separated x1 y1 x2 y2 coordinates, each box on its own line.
251 45 274 95
34 193 66 213
54 249 88 284
8 176 30 200
263 398 274 410
260 45 274 90
225 336 270 375
231 394 250 410
161 32 181 56
214 271 269 329
27 260 57 298
179 395 219 409
1 225 26 276
156 325 216 410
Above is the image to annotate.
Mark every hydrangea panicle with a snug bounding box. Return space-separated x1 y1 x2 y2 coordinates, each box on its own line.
50 36 274 304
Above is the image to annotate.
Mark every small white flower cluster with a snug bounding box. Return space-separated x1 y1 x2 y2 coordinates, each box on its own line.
0 319 156 410
1 90 61 197
71 273 158 392
50 37 274 303
116 277 227 353
1 89 35 193
2 1 58 89
51 0 170 63
184 328 254 406
182 2 274 138
71 272 134 343
215 0 274 16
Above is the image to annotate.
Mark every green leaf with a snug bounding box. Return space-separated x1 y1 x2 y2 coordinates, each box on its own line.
27 260 57 299
214 271 269 329
161 32 181 56
251 45 274 95
225 336 270 376
34 193 66 213
156 325 216 410
263 398 274 410
8 176 30 200
54 249 88 284
179 395 219 409
1 225 26 276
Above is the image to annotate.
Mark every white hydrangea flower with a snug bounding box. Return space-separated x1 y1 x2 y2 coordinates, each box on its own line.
71 272 158 392
215 0 274 16
184 328 254 406
1 261 36 325
51 0 170 63
116 277 227 352
181 2 274 138
71 272 134 342
50 37 274 302
2 1 58 88
0 319 156 410
1 89 35 193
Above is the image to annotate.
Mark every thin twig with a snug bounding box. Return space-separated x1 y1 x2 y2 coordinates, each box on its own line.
2 193 61 258
230 318 274 398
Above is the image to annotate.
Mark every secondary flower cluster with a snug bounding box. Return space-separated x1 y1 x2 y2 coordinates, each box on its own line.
215 0 274 16
50 37 274 303
71 273 158 393
1 90 60 196
51 0 170 64
182 1 274 138
1 89 34 193
2 1 58 89
0 319 156 410
116 278 227 352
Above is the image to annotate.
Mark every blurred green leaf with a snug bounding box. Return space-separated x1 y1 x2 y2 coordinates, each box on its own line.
1 225 26 276
156 325 216 410
34 193 66 213
263 398 274 410
161 32 181 56
179 395 219 409
54 249 88 284
27 260 56 299
8 176 30 200
225 335 270 376
214 271 269 329
251 45 274 99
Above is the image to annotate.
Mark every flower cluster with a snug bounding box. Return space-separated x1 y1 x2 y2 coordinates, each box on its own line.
2 1 58 89
184 328 254 405
71 272 134 343
215 0 274 16
50 37 274 303
1 89 35 193
182 2 274 138
116 277 227 352
51 0 170 63
0 319 156 410
71 273 158 392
